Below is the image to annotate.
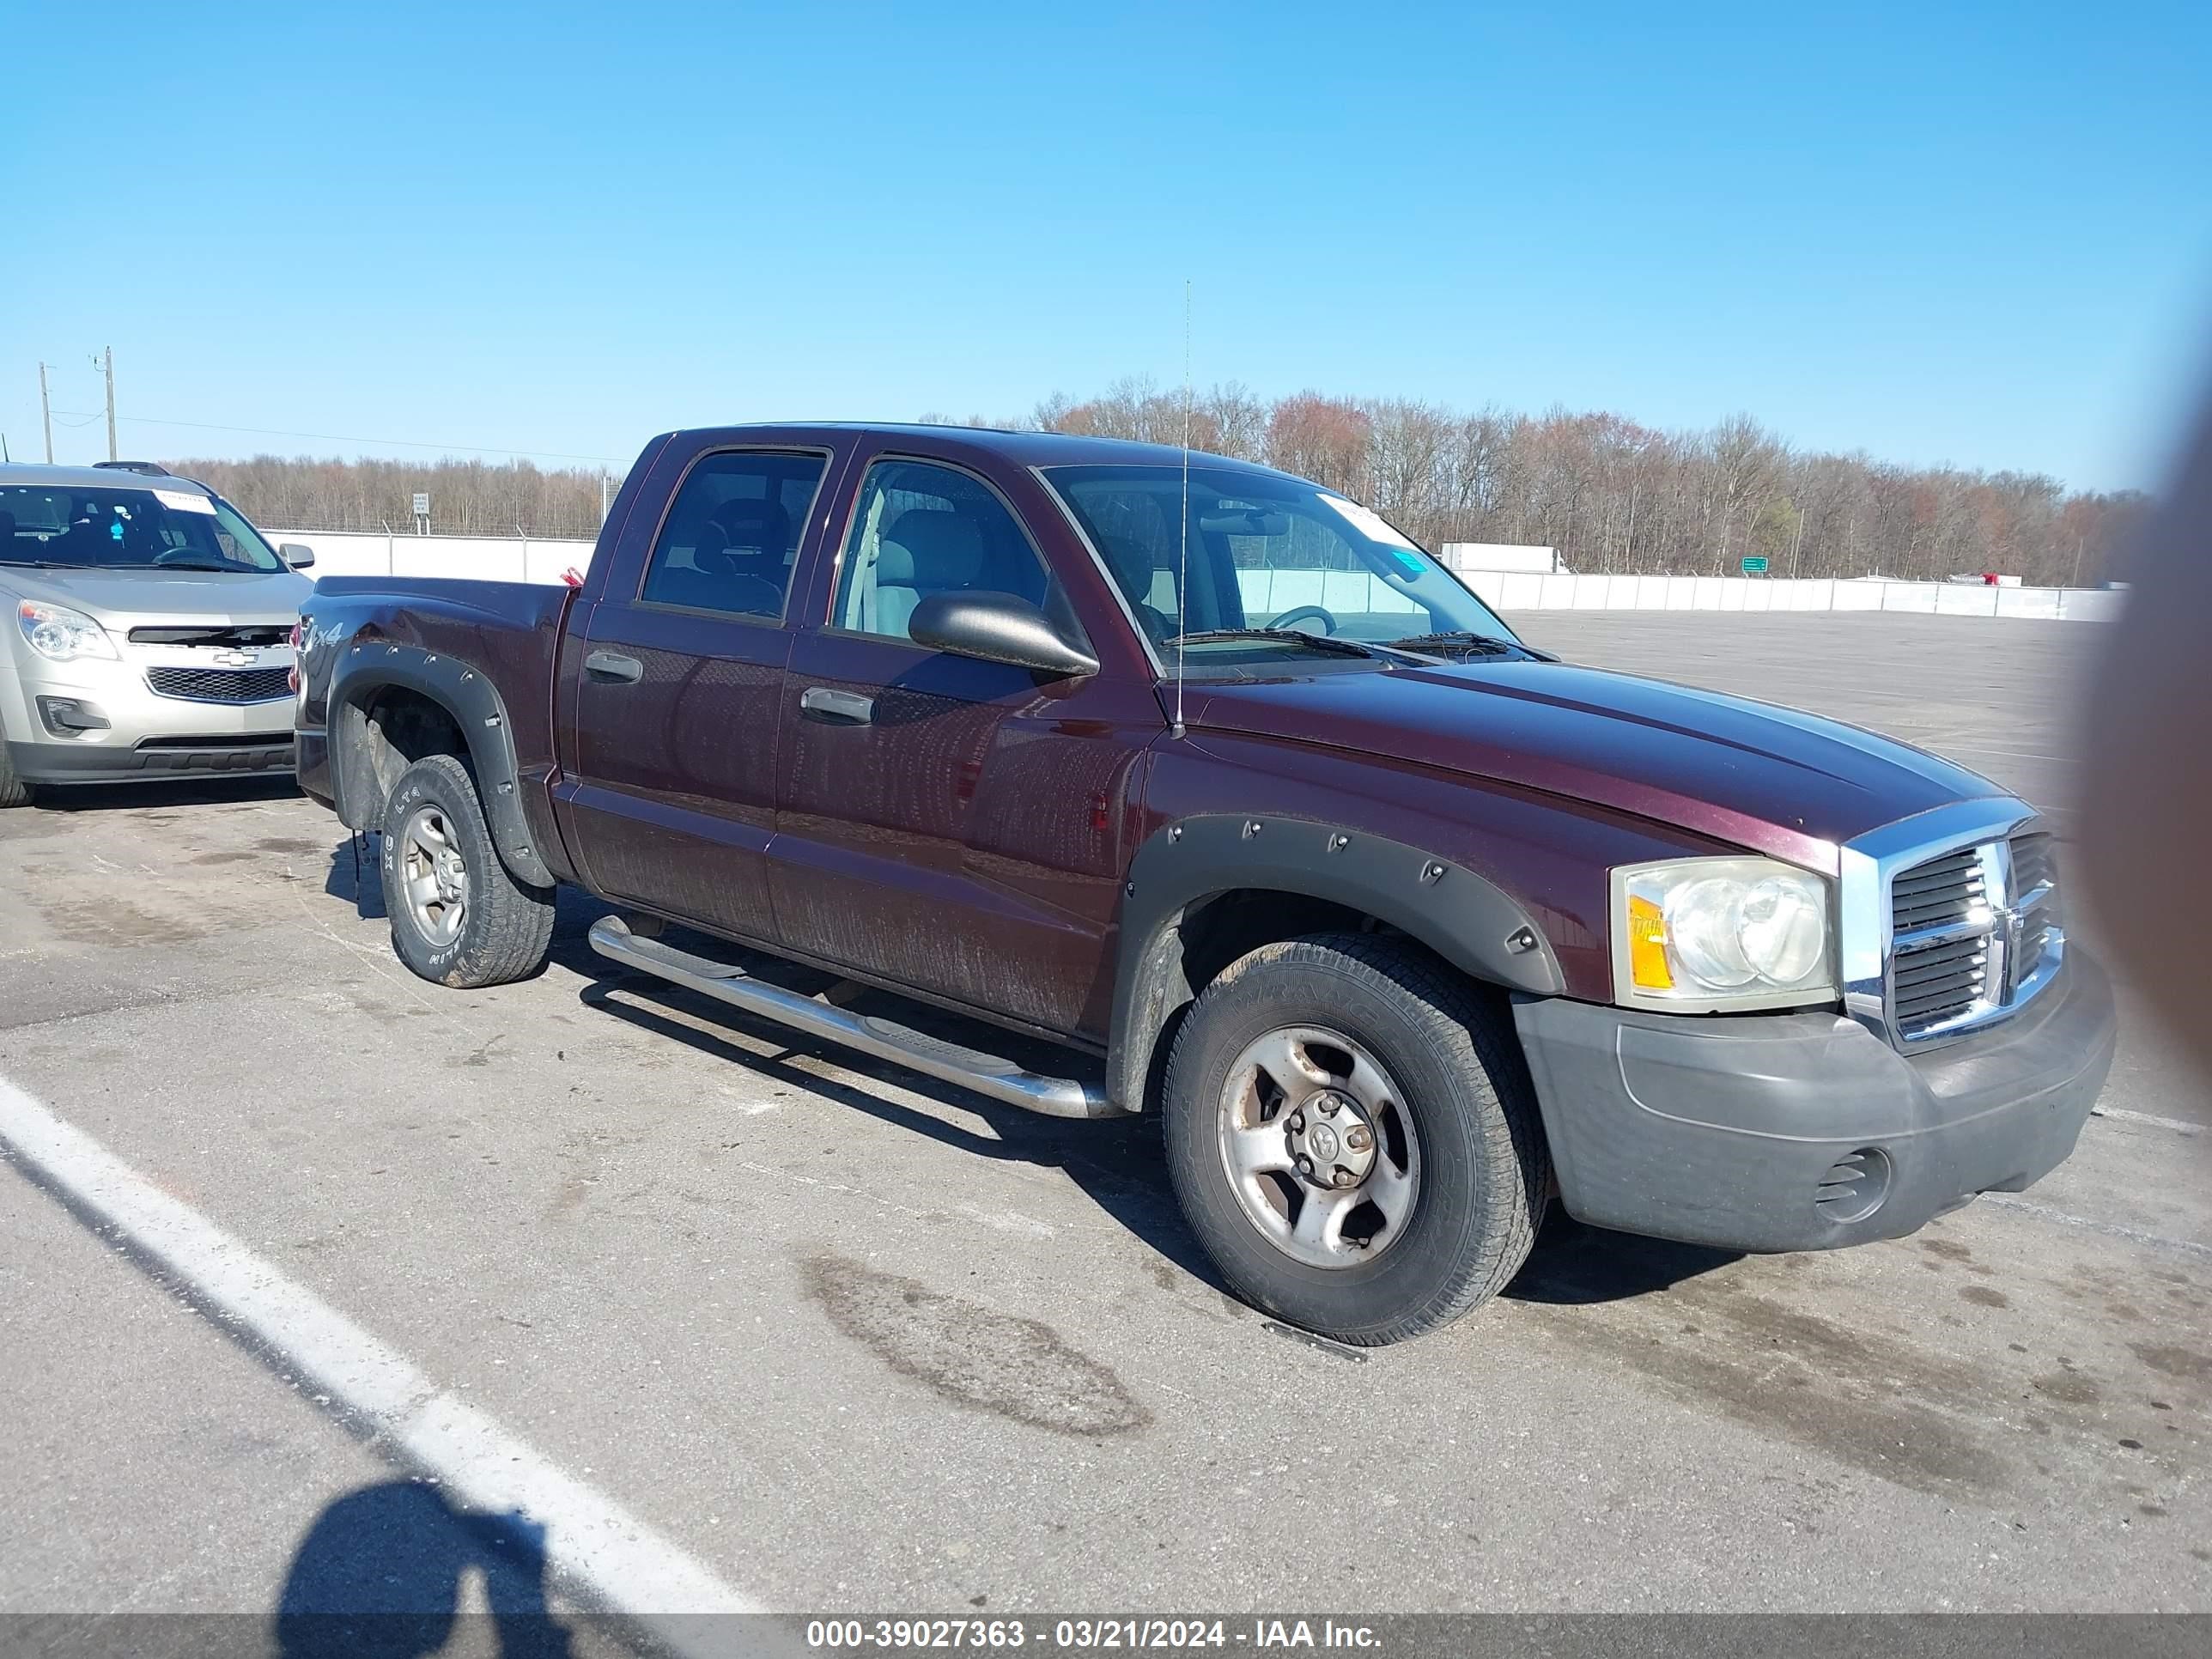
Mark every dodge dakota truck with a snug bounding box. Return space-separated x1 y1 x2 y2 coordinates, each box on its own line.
294 423 2118 1344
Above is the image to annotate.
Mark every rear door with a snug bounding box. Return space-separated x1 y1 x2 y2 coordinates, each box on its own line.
559 438 848 943
770 451 1163 1038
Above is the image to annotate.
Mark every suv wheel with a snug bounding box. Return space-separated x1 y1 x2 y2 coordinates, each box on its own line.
380 753 554 988
1161 933 1549 1345
0 714 33 808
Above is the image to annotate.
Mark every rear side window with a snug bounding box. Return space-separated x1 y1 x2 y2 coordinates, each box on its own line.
830 459 1050 641
640 450 827 619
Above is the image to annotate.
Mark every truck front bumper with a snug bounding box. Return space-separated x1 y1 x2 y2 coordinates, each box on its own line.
1511 950 2118 1253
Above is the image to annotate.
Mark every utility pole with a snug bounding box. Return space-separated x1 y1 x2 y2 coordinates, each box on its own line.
38 362 54 462
100 347 117 461
1790 505 1808 578
2070 535 2084 589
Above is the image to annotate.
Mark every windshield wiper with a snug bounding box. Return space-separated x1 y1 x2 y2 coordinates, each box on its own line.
1166 627 1380 658
1383 629 1559 662
145 560 252 573
0 558 76 568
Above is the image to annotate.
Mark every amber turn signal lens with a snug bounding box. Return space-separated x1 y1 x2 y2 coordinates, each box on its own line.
1627 893 1672 989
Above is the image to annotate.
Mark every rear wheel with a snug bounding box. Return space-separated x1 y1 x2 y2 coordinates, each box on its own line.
380 753 554 988
1161 933 1548 1344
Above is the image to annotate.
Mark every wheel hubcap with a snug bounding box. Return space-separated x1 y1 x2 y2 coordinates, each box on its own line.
398 806 469 947
1216 1025 1421 1269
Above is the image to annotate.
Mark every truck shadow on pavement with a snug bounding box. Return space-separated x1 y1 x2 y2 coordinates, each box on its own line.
316 834 1735 1311
572 956 1224 1291
544 904 1737 1310
323 833 386 920
275 1480 574 1658
1502 1217 1741 1304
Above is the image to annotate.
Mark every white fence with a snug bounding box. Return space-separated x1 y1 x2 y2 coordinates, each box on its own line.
272 530 2124 623
271 529 596 587
1456 570 2123 622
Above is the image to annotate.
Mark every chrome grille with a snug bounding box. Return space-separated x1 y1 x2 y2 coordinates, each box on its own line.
1892 934 1990 1033
144 665 294 703
1884 828 2063 1043
2009 832 2057 982
1890 847 1984 933
2011 833 2056 898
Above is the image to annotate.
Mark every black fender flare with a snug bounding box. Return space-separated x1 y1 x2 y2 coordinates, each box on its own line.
325 641 555 889
1104 814 1565 1110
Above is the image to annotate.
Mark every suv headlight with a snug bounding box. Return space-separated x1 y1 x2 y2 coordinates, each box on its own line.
18 600 119 663
1611 857 1836 1012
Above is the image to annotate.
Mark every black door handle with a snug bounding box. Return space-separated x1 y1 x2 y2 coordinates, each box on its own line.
799 686 875 724
584 650 644 684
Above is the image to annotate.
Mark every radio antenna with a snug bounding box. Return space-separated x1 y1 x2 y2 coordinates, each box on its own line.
1172 278 1192 740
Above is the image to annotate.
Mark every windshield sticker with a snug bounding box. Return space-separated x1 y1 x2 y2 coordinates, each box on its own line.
153 489 216 515
1317 494 1420 552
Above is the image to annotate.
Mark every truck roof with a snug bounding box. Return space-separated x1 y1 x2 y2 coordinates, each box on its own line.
674 422 1291 476
0 464 213 494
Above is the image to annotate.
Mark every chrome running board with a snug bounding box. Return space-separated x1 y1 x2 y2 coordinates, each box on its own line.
586 915 1126 1120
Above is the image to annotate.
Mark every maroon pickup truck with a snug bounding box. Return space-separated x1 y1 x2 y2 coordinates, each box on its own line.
295 422 2118 1344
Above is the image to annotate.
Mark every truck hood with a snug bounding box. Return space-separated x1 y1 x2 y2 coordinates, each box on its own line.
4 565 313 628
1182 659 2008 874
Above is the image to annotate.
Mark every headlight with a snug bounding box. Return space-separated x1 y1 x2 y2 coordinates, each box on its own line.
1612 857 1835 1012
17 600 119 663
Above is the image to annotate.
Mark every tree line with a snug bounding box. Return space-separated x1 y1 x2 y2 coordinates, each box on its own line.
171 386 2148 584
995 381 2145 586
163 455 614 540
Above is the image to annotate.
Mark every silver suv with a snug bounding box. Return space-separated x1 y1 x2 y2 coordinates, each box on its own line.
0 465 314 805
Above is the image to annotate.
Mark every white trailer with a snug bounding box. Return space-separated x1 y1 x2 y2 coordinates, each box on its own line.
1438 542 1565 575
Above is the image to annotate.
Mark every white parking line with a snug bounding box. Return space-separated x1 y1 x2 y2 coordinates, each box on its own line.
2092 1104 2205 1137
0 1073 777 1654
1978 1193 2212 1263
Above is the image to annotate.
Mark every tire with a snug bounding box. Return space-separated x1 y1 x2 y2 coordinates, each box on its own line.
1161 933 1549 1345
379 753 555 988
0 721 32 808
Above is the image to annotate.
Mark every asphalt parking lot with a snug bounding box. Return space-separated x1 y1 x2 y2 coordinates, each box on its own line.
1 612 2207 1632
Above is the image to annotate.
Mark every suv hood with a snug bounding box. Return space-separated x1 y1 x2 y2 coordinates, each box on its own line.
1182 659 2007 874
4 565 313 628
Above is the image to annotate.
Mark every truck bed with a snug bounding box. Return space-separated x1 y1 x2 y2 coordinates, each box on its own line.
294 574 580 845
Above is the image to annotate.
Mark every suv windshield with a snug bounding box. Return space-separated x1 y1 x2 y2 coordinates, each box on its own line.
1043 464 1518 669
0 483 283 573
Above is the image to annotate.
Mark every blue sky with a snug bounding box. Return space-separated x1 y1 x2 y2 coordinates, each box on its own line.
4 1 2208 490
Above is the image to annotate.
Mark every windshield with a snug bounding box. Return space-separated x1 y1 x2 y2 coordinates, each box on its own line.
1042 464 1517 668
0 483 283 573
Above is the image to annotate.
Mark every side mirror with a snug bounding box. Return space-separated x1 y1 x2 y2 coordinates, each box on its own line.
908 590 1098 678
279 543 316 570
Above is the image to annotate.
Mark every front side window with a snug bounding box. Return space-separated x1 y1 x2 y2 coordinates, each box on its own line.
640 450 827 619
1044 464 1517 669
831 460 1050 641
0 484 283 573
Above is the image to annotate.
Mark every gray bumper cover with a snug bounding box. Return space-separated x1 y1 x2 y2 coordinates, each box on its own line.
1512 950 2118 1252
7 736 294 785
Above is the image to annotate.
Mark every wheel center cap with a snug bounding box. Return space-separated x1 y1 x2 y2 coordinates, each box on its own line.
1285 1091 1376 1189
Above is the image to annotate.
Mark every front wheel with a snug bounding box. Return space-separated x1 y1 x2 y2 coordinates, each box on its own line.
0 712 34 808
379 753 555 988
1161 934 1548 1344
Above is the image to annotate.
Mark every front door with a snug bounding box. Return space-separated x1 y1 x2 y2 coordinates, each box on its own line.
562 442 840 944
771 455 1160 1037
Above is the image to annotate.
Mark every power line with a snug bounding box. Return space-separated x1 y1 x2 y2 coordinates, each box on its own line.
46 410 624 465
